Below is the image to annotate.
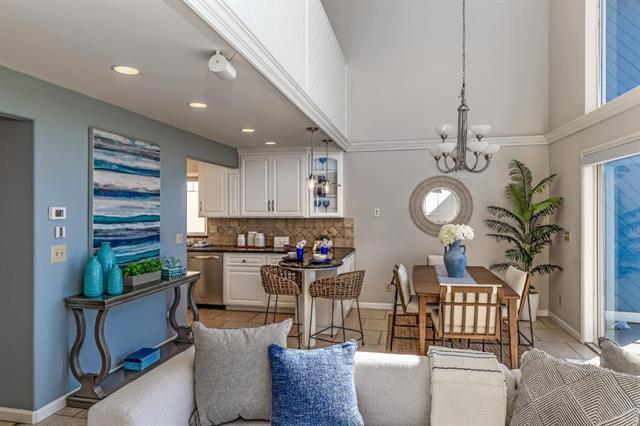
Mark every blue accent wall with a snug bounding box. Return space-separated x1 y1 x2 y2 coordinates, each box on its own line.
0 66 238 410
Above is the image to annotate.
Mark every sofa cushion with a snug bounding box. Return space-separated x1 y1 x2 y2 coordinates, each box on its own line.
268 340 363 426
509 349 640 426
192 319 291 425
599 337 640 376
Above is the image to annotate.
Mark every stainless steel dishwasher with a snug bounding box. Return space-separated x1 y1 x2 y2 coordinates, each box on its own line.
187 251 224 307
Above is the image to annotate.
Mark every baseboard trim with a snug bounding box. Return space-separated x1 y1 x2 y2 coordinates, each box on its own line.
548 311 583 342
353 302 394 310
0 387 79 424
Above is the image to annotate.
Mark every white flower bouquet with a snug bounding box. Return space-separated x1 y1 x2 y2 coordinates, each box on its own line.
438 224 475 246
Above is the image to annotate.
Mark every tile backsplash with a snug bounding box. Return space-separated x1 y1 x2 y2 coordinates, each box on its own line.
206 218 354 247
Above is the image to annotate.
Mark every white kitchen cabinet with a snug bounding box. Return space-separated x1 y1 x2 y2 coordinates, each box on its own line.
241 153 306 217
309 152 343 217
199 162 228 217
241 156 271 216
223 253 297 310
228 169 240 217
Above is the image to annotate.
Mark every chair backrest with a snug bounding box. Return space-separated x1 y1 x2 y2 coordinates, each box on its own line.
260 265 301 296
426 254 444 266
309 270 365 300
504 266 531 315
438 285 501 340
392 264 412 311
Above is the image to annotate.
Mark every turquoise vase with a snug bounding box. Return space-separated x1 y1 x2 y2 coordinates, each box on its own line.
107 264 124 295
83 256 103 297
97 242 116 290
444 240 467 278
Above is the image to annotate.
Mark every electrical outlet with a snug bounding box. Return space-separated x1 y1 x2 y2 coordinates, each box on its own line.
385 282 392 293
176 233 184 244
373 208 380 217
51 244 67 263
563 231 571 242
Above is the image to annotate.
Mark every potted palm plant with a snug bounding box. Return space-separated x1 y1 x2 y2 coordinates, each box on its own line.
485 160 563 321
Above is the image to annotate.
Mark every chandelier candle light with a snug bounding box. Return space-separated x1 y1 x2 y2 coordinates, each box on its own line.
431 0 500 174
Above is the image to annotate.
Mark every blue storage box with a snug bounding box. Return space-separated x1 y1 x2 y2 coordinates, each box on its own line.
124 347 160 371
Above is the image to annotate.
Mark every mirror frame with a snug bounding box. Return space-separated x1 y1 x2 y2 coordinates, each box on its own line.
409 176 473 236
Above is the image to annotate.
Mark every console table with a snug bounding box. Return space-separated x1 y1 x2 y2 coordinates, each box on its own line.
64 271 201 408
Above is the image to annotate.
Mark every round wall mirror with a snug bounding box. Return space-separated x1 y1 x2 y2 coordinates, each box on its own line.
410 176 472 236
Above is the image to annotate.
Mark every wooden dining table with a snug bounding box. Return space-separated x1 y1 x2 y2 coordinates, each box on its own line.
412 265 521 368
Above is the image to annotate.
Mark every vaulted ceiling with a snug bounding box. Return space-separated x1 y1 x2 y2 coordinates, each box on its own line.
0 1 328 149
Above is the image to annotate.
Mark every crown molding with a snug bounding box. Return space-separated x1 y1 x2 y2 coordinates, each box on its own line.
346 135 548 152
580 131 640 158
546 87 640 144
183 0 351 151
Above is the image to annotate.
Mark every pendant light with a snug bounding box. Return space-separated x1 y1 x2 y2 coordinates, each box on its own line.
306 127 318 191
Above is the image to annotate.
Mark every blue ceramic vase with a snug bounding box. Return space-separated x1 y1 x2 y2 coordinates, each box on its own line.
107 264 124 295
83 256 103 297
444 240 467 278
97 242 116 289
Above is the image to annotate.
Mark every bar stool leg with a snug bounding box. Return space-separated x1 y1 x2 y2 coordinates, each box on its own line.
330 301 335 338
340 300 346 343
295 295 301 349
356 298 365 346
264 294 271 325
308 298 315 348
273 295 278 323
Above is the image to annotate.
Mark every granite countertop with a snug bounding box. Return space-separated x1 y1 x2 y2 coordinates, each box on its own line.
187 245 355 270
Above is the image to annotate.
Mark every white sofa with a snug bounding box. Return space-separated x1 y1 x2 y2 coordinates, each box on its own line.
89 347 519 426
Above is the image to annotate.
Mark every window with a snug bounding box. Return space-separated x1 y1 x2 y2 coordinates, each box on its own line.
187 179 207 236
601 0 640 104
601 154 640 346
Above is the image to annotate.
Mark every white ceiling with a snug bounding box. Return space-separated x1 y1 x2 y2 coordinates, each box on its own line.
322 0 550 143
0 0 328 149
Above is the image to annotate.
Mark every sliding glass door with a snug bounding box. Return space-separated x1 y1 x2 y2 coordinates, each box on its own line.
601 154 640 346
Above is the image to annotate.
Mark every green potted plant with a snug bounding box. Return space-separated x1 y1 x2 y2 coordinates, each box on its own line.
161 256 187 280
123 258 163 287
485 160 564 321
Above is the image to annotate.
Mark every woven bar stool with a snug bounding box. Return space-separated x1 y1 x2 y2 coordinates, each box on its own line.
308 270 365 348
260 265 303 348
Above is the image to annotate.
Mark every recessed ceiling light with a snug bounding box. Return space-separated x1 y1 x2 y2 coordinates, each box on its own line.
188 102 207 109
265 141 277 145
241 128 255 133
111 65 141 76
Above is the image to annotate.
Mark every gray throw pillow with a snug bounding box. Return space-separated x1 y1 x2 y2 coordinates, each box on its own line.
599 337 640 376
509 349 640 426
192 319 292 425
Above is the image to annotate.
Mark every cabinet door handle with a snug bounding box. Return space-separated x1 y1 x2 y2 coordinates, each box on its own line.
267 200 270 212
242 259 246 263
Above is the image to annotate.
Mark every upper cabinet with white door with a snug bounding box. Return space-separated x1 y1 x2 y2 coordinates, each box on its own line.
241 153 306 217
309 152 343 217
198 162 228 217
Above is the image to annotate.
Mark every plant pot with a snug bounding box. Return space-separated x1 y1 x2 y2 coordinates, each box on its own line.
124 271 161 287
520 292 539 322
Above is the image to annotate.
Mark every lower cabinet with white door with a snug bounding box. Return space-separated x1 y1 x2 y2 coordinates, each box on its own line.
223 253 295 310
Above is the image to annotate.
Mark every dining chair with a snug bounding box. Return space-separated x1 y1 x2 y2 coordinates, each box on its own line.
388 264 436 351
308 270 366 347
428 284 503 361
260 265 303 348
501 266 535 347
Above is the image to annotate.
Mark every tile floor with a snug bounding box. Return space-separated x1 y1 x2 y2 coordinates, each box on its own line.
6 308 599 426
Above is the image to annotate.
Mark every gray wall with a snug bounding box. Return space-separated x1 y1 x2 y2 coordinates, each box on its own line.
0 66 238 410
0 119 35 409
344 145 552 310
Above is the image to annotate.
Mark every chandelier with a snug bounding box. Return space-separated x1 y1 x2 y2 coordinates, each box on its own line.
431 0 499 174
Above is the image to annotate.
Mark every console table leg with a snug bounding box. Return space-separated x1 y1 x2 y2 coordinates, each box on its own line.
187 280 199 322
95 309 111 383
69 308 108 402
169 286 193 343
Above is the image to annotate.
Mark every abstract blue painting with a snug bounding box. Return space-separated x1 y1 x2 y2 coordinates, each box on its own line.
91 128 160 265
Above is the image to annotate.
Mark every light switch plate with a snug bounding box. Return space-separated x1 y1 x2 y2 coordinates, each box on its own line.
563 231 571 242
51 244 67 263
374 208 380 217
54 226 66 239
176 233 184 245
